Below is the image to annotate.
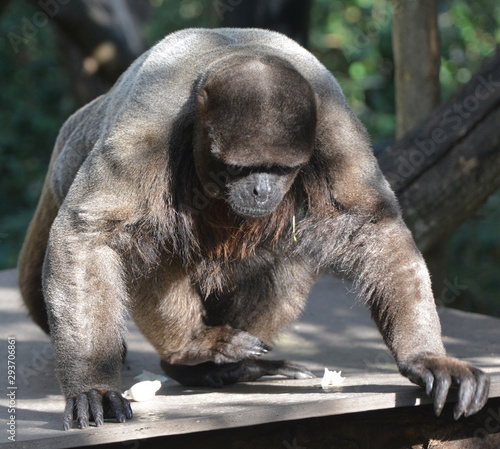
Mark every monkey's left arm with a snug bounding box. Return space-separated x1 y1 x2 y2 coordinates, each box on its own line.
316 107 490 419
346 214 488 419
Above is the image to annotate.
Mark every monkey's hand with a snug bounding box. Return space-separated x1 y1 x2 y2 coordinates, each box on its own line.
211 329 272 364
399 354 490 420
63 389 133 430
167 326 271 365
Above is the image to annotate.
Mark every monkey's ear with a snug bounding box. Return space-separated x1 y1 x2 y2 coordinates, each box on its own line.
198 89 209 109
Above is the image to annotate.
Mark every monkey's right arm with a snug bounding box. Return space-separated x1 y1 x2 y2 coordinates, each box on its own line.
43 159 134 429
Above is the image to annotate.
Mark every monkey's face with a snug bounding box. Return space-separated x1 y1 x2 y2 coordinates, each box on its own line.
193 57 317 218
223 164 300 218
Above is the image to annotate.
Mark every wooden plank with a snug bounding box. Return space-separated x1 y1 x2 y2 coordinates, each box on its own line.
1 269 499 448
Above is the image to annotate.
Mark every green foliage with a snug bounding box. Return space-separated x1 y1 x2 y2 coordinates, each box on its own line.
439 0 499 97
0 1 74 268
0 0 499 314
309 0 499 143
448 191 500 316
143 0 213 42
308 0 500 314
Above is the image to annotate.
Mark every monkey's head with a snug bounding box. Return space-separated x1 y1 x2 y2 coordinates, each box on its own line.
193 56 317 218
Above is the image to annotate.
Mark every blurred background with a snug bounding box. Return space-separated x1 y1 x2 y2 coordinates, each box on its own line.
0 0 499 315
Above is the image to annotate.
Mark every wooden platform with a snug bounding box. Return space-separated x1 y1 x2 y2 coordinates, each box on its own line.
0 268 499 449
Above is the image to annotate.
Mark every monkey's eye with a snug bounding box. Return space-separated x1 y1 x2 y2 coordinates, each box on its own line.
269 165 301 176
225 164 301 178
224 164 248 178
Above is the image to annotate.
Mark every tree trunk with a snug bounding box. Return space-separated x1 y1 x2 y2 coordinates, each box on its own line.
392 0 441 138
391 0 445 295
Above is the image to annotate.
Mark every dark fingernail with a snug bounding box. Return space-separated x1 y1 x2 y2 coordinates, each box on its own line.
434 403 444 417
116 413 126 423
95 417 103 427
125 403 133 419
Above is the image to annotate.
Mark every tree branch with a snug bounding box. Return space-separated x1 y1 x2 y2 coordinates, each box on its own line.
378 50 500 252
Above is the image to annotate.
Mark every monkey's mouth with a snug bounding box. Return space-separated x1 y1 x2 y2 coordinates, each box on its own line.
230 204 277 219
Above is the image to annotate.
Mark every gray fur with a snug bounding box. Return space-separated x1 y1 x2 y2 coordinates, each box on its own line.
18 28 489 429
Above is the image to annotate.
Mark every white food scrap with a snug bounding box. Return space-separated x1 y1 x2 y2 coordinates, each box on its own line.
321 367 345 390
123 380 162 402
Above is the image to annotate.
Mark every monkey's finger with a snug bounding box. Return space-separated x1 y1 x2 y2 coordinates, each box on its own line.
63 397 75 431
217 333 271 362
453 373 475 420
419 368 434 397
76 393 90 429
122 397 133 420
231 332 271 355
249 341 272 357
247 348 268 358
432 370 451 417
465 370 490 417
255 360 315 379
88 389 104 427
103 391 127 423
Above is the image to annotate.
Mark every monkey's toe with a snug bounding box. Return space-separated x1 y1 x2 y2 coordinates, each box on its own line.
204 359 315 385
161 359 315 387
274 361 315 379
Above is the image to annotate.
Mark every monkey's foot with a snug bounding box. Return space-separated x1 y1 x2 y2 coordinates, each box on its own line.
400 354 490 420
161 359 315 387
63 389 133 430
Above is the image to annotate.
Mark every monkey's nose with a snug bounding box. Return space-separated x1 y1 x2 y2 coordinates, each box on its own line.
253 181 272 204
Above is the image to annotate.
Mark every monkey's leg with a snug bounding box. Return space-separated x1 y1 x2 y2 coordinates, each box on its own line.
18 183 59 334
156 257 317 386
44 216 132 430
161 359 313 387
130 263 272 366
